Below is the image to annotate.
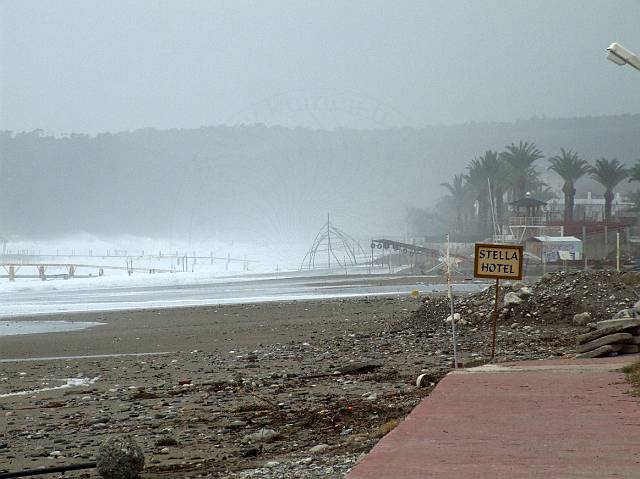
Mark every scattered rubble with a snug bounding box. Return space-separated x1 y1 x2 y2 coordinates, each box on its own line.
407 271 640 329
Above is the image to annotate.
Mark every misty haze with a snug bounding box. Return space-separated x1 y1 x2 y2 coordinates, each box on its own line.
1 1 640 478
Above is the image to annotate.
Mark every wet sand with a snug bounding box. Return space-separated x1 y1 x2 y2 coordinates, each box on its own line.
0 297 411 359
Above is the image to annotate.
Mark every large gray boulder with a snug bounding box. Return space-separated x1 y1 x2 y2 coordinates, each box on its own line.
575 344 622 359
596 318 640 330
241 428 278 444
96 436 145 479
572 312 591 326
613 308 637 319
576 333 632 354
577 325 624 345
517 286 533 298
503 292 522 307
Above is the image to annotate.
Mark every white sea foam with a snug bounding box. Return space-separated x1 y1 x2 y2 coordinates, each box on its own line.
0 376 100 397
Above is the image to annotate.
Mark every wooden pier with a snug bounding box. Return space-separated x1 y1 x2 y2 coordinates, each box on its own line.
0 263 175 281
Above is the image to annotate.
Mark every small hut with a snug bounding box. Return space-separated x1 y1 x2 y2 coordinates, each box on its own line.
509 192 548 223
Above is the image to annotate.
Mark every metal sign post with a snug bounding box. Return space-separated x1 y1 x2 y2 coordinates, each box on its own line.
617 232 620 272
473 243 523 360
491 278 499 359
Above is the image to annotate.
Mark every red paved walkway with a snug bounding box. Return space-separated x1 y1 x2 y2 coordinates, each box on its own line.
348 356 640 478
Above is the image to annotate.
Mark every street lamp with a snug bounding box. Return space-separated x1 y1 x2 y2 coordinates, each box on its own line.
606 42 640 71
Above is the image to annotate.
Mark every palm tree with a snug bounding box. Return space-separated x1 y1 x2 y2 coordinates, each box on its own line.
501 141 544 199
465 150 503 237
528 184 558 203
624 190 640 211
440 174 468 235
548 149 590 223
589 158 629 222
627 160 640 183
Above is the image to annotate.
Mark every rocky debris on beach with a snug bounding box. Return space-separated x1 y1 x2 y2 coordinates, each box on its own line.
0 298 448 478
3 274 636 478
406 270 640 361
407 271 640 330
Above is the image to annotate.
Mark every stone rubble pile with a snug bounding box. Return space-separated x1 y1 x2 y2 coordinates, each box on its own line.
409 271 640 329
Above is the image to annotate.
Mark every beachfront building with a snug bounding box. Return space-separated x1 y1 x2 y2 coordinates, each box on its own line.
525 236 583 263
494 193 561 243
547 192 634 222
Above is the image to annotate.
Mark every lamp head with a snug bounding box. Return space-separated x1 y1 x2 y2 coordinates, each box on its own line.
607 42 634 66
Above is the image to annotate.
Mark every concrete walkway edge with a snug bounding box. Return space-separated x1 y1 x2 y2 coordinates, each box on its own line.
347 355 640 478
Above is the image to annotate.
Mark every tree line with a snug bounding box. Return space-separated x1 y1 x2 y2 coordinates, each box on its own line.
2 114 639 239
434 141 640 239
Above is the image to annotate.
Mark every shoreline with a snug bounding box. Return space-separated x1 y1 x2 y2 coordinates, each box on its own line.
0 272 488 320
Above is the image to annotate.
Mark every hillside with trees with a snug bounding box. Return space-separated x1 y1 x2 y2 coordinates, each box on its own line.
0 114 638 242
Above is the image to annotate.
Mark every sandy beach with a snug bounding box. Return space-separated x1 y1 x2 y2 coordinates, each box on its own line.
0 294 578 478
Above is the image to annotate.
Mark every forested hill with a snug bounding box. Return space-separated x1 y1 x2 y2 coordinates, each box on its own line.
1 114 639 240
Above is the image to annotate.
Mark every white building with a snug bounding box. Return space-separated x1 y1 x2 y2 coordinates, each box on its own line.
548 192 633 222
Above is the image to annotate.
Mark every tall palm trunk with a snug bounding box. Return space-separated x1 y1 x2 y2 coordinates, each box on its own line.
477 196 489 237
604 189 613 222
515 176 527 199
494 187 505 227
562 182 575 223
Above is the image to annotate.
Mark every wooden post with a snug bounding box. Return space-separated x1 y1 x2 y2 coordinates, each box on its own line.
491 278 500 360
604 225 608 260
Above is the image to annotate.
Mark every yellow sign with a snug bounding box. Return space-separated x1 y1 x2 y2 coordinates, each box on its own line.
474 243 523 280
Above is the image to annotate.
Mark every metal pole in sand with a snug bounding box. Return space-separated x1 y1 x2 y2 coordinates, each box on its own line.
617 232 620 272
446 234 459 368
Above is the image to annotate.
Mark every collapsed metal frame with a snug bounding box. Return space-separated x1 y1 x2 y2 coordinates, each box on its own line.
300 214 366 270
369 239 467 274
369 239 441 258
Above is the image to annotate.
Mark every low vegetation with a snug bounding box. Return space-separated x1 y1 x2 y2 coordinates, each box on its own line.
622 359 640 397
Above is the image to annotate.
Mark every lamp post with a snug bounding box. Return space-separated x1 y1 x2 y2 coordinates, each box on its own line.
606 42 640 71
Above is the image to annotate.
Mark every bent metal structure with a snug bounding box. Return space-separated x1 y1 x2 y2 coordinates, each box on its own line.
369 239 441 258
300 215 366 271
370 239 468 275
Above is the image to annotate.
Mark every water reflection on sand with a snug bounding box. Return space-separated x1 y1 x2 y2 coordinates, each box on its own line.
0 320 104 337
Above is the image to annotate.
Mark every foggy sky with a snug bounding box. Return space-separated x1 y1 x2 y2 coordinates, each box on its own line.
2 0 640 134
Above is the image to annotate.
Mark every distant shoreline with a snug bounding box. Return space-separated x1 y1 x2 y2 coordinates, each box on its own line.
0 273 487 321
